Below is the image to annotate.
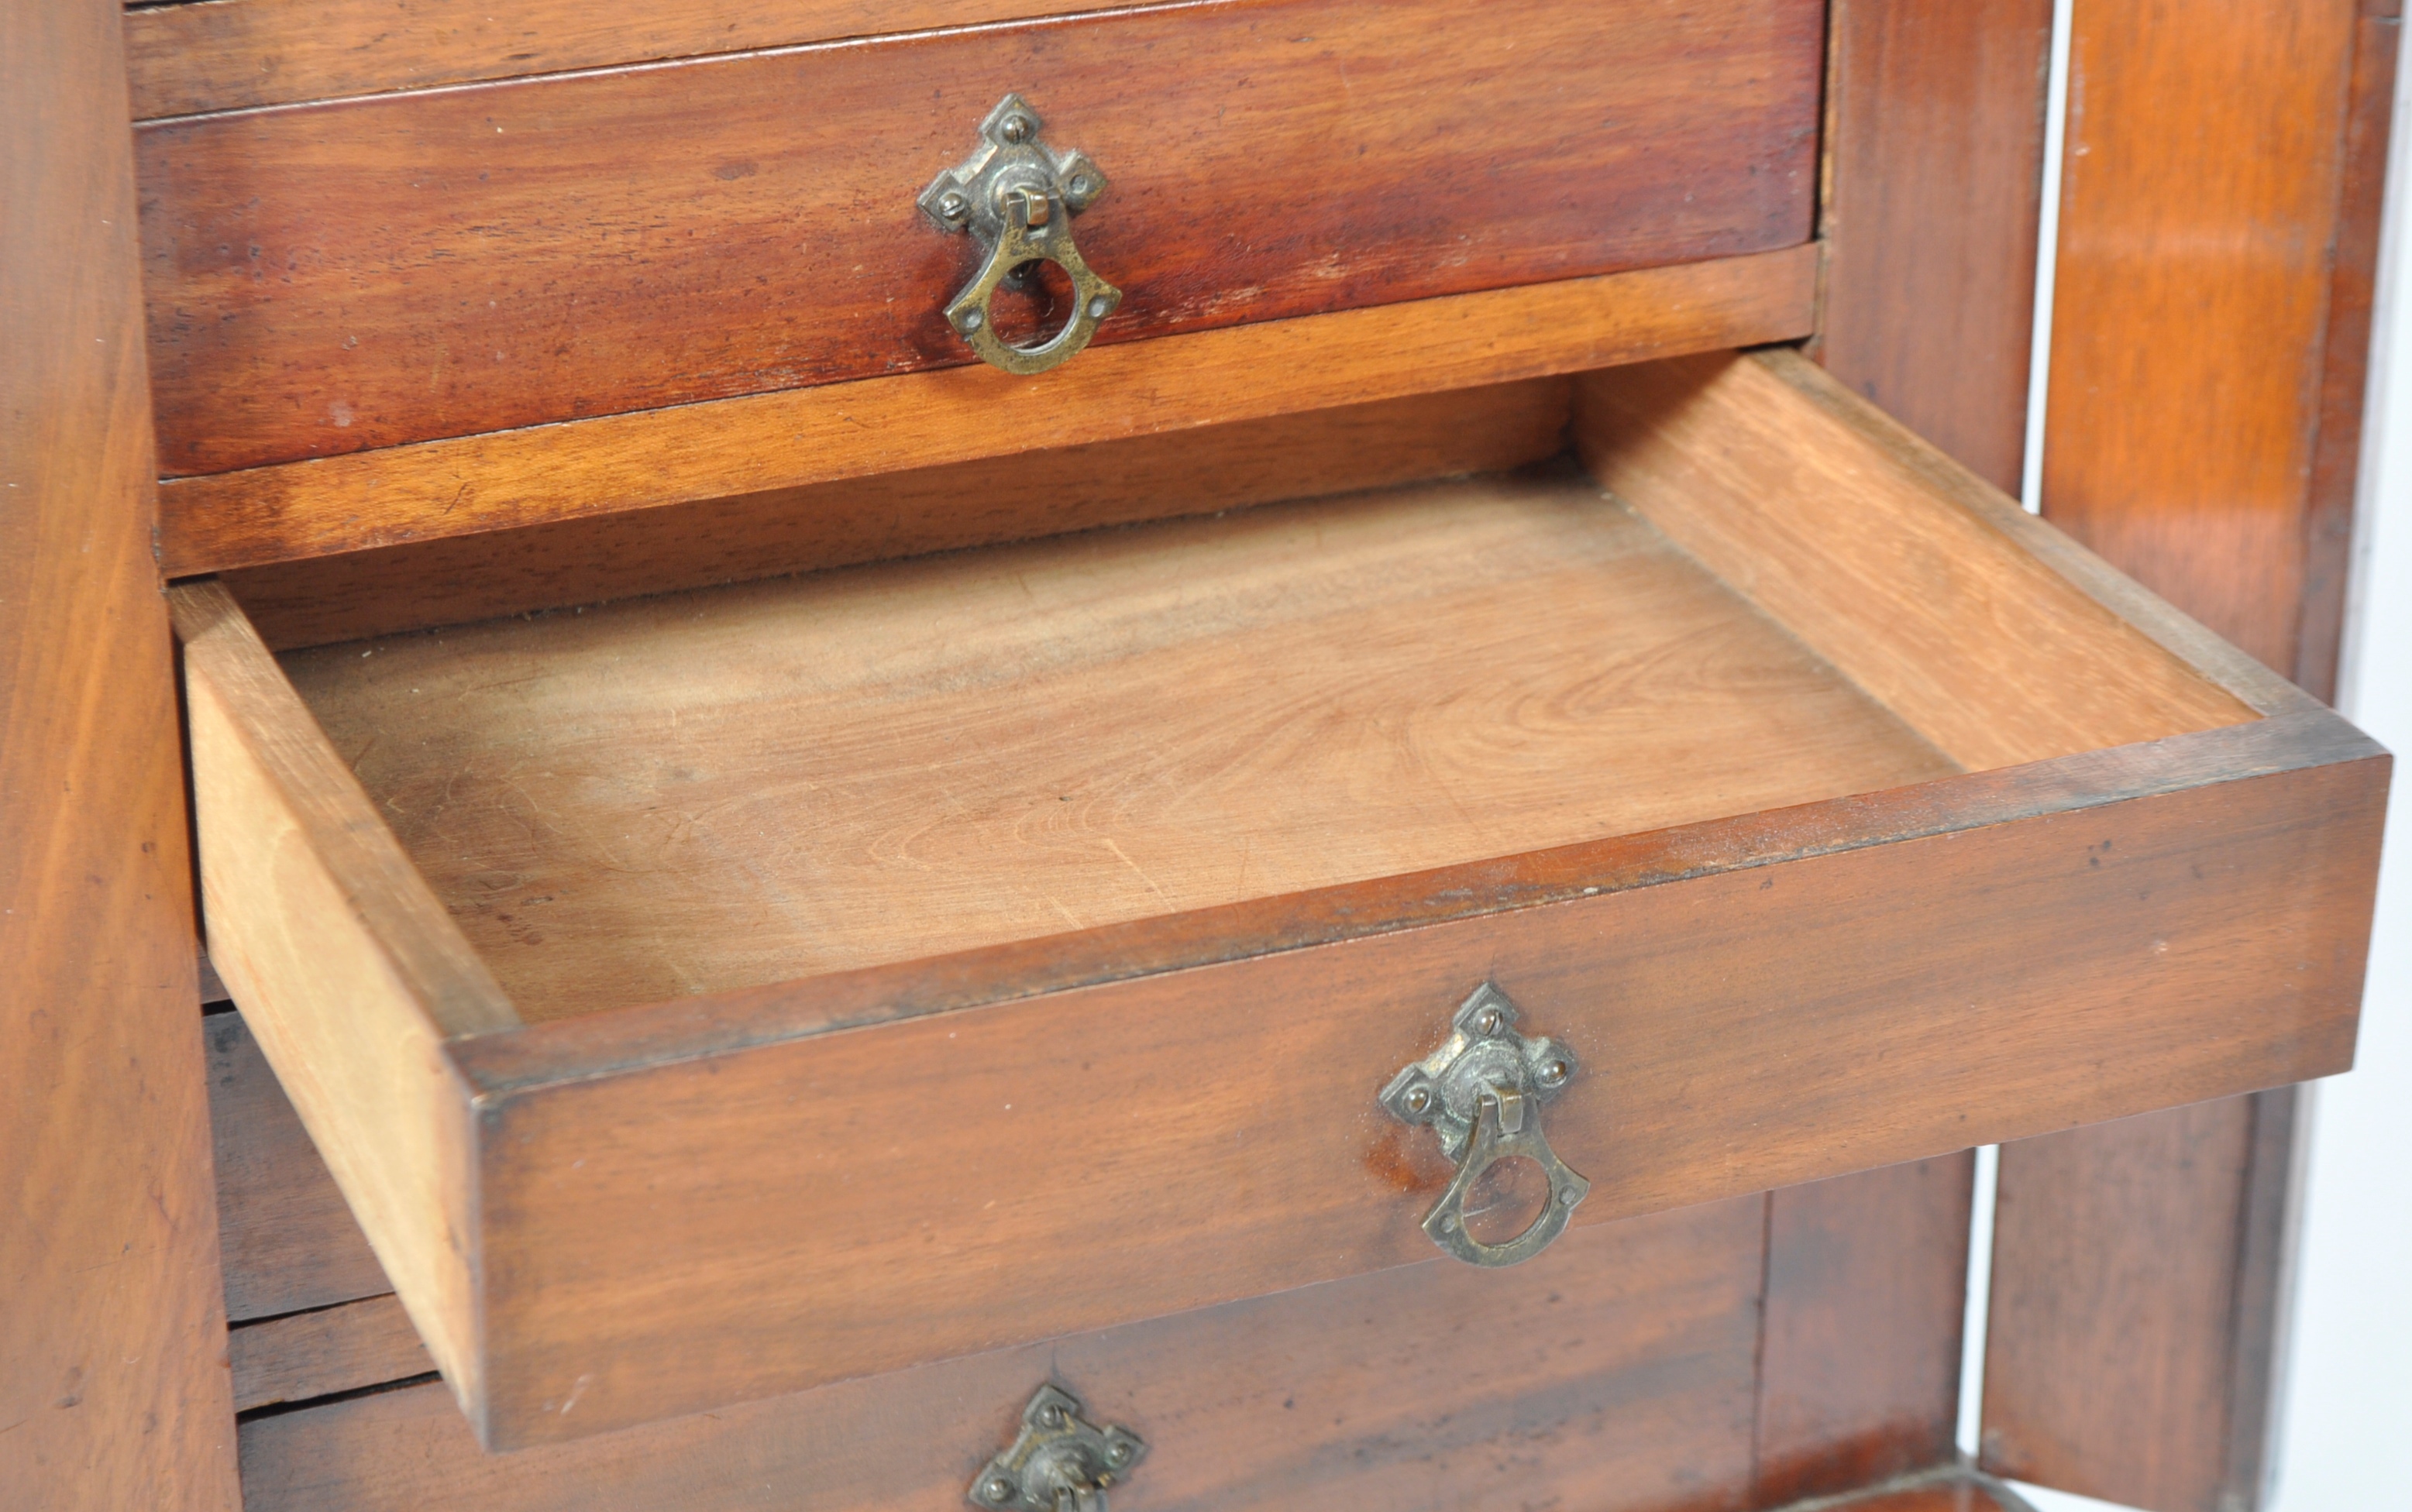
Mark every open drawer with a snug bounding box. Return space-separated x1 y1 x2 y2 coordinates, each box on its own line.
174 349 2386 1451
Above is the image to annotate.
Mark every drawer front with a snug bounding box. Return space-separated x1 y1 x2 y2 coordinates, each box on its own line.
239 1198 1766 1512
137 0 1821 476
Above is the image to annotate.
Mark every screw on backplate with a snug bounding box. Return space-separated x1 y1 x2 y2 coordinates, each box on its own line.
1537 1059 1569 1088
938 189 970 222
1106 1442 1131 1466
1474 1007 1504 1036
1070 174 1094 197
1086 294 1113 318
958 308 985 332
1000 114 1034 143
1402 1085 1432 1115
986 1479 1016 1503
1038 1404 1068 1429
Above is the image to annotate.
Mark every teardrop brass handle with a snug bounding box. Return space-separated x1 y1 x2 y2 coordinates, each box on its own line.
1380 984 1592 1266
920 94 1123 376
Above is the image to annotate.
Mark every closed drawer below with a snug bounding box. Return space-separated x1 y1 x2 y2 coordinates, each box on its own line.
176 349 2387 1449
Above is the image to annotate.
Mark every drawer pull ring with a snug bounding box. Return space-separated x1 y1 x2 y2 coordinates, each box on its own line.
1381 984 1592 1266
969 1385 1148 1512
920 94 1123 376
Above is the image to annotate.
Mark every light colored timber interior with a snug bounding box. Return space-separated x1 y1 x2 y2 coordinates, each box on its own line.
224 377 1574 652
1578 350 2259 768
277 474 1962 1022
226 347 2271 1029
170 581 511 1422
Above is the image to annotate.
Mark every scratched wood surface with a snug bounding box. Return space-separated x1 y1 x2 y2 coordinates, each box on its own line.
281 473 1956 1020
136 0 1821 476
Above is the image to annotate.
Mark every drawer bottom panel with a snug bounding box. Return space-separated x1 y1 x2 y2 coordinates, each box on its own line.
239 1198 1763 1512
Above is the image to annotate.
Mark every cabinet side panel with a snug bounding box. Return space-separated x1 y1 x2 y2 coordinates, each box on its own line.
1985 3 2394 1507
0 0 243 1504
1818 0 2054 494
1757 1156 1975 1504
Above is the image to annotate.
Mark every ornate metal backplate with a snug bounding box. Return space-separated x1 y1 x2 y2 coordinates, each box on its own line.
919 94 1123 375
968 1385 1148 1512
1381 984 1592 1266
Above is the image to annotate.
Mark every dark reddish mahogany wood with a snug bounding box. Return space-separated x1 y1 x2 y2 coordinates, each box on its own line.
136 0 1821 476
1757 1156 1975 1504
0 0 240 1502
1817 0 2055 494
1793 15 2056 1496
436 710 2381 1447
236 1201 1766 1512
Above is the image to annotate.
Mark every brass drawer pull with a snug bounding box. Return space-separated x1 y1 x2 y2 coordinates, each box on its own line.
969 1385 1148 1512
1382 985 1592 1266
921 94 1123 376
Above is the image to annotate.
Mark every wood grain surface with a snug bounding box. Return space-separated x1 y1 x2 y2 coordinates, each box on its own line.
1981 5 2397 1507
205 1012 392 1321
174 580 514 1412
1757 1156 1974 1504
1578 352 2259 770
1983 1096 2296 1511
154 242 1817 576
1816 0 2054 494
223 377 1572 649
136 0 1820 477
281 476 1956 1019
236 1199 1766 1511
229 1295 432 1414
1796 27 2056 1505
125 0 1179 119
439 709 2381 1445
2037 0 2363 679
176 347 2388 1443
0 1 242 1503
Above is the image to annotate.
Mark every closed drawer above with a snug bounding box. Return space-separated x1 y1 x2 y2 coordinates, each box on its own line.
174 349 2387 1451
135 0 1819 477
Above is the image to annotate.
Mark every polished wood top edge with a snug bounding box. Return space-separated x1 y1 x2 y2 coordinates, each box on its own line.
124 0 1199 121
155 247 1817 576
170 579 524 1038
1750 349 2320 719
444 706 2378 1095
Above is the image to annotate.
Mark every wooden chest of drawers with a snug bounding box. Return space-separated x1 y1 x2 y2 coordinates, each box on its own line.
3 1 2390 1510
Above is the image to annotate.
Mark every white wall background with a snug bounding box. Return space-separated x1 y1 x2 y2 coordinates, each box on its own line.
2002 19 2412 1512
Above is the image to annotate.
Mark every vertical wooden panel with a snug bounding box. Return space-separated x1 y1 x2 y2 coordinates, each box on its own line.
0 1 243 1505
2037 0 2364 675
1785 11 2059 1503
1756 1156 1977 1505
1818 0 2056 493
1984 3 2394 1508
1983 1095 2304 1512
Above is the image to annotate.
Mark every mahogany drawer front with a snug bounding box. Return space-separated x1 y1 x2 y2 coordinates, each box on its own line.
174 349 2386 1451
135 0 1822 477
237 1199 1765 1512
